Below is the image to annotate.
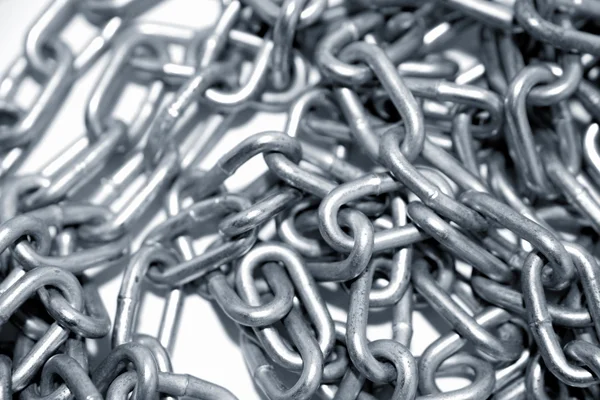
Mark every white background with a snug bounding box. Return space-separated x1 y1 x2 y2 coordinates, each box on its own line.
0 1 446 398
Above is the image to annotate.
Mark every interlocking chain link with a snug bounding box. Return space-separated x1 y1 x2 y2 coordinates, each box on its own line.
2 0 600 398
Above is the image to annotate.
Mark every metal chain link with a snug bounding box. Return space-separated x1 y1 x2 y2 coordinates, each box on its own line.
2 0 600 398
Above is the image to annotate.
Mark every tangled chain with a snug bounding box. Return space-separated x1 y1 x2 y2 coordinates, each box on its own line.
2 0 600 398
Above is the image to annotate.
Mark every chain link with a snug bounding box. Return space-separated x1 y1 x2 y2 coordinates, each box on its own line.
2 0 600 398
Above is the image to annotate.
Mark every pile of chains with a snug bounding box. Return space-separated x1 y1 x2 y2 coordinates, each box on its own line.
5 0 600 398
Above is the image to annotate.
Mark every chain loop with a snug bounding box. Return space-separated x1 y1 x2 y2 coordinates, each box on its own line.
3 0 600 398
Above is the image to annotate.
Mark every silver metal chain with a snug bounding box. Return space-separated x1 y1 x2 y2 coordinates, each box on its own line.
2 0 600 398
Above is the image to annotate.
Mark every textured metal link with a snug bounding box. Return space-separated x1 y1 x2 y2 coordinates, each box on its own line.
2 0 600 399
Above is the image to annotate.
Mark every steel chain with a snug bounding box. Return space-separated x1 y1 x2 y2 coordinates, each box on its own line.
1 0 600 398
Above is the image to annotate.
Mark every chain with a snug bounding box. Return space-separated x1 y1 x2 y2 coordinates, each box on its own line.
1 0 600 398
